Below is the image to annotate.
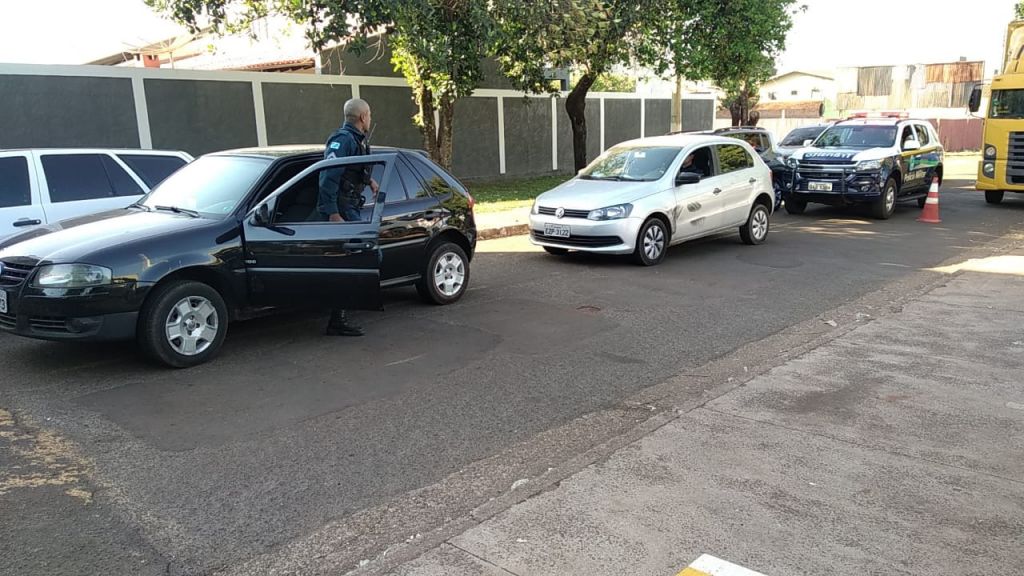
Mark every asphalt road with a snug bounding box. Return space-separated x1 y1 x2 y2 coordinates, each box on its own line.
2 180 1024 575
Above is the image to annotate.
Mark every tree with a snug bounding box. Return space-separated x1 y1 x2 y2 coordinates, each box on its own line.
493 0 658 171
146 0 493 170
1016 1 1024 19
646 0 800 126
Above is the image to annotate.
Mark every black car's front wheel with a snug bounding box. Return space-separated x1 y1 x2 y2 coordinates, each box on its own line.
784 198 807 214
417 241 470 305
137 280 229 368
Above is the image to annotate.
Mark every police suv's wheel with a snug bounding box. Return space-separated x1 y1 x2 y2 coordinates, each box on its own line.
872 178 898 220
543 246 569 256
917 196 927 208
986 190 1005 204
740 203 770 245
417 241 470 305
137 280 228 368
785 198 806 214
633 217 669 266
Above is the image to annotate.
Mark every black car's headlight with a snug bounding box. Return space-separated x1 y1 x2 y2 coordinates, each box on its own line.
588 204 633 221
33 264 112 288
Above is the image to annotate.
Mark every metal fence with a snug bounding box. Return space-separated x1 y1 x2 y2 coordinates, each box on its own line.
0 63 715 180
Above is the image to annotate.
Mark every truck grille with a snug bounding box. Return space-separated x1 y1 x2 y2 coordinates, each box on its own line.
538 207 591 219
1008 132 1024 184
0 260 35 286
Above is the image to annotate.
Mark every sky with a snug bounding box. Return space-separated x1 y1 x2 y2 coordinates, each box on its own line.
0 0 1016 74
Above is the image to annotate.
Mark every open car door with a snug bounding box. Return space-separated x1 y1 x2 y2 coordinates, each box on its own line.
242 154 398 311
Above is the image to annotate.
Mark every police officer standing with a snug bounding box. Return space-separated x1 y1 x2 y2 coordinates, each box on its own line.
318 97 379 336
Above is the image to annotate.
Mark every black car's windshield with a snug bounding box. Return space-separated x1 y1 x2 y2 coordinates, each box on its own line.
139 156 270 218
579 146 681 181
781 126 826 146
990 89 1024 119
814 125 897 149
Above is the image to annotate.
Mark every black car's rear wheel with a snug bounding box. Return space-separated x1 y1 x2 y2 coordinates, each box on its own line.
417 241 470 305
137 280 228 368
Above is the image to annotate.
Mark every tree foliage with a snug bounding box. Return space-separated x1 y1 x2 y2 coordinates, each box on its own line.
146 0 493 169
647 0 800 126
493 0 658 170
1017 1 1024 20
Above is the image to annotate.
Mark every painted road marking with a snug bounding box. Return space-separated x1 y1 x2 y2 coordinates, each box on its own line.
676 554 767 576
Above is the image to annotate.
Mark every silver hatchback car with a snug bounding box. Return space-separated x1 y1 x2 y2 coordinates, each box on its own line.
529 134 775 265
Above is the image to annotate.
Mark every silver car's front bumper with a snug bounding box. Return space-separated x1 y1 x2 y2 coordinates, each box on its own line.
528 214 645 255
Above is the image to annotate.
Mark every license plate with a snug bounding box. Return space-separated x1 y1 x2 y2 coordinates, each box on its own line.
544 224 570 238
0 290 6 314
808 181 833 192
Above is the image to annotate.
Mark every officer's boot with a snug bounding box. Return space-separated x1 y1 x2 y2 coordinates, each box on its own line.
325 309 364 337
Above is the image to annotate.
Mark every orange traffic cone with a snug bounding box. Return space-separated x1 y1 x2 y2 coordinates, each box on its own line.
918 177 941 224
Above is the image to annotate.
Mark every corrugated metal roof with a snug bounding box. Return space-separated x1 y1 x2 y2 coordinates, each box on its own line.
925 62 984 84
857 66 893 97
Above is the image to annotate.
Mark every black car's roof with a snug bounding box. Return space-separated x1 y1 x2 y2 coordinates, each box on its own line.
209 145 429 160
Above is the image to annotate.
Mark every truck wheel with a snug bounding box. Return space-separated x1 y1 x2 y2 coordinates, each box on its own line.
417 241 470 305
872 178 898 220
137 280 228 368
739 202 770 245
986 190 1005 204
785 198 807 214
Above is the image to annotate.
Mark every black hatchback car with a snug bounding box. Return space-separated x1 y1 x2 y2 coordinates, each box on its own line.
0 146 477 367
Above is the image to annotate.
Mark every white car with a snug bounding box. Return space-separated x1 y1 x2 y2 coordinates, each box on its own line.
529 134 775 265
0 148 192 240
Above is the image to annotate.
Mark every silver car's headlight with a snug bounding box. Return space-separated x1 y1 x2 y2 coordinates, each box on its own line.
856 160 882 171
33 264 112 288
588 204 633 221
531 200 540 215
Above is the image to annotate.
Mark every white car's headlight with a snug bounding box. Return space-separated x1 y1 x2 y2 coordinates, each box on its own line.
588 204 633 221
856 160 882 171
531 200 540 215
33 264 112 288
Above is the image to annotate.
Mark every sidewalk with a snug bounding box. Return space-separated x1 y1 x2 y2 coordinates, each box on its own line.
390 250 1024 575
475 207 531 241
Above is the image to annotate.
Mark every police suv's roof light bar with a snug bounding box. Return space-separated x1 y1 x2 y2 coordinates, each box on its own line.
846 111 910 120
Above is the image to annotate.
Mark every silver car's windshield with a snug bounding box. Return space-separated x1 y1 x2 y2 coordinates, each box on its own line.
579 146 681 182
139 156 271 218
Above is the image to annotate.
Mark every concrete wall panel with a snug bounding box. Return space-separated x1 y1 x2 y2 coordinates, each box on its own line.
502 97 554 176
604 99 641 148
452 97 499 179
0 75 139 149
263 83 352 145
145 79 257 155
359 85 422 150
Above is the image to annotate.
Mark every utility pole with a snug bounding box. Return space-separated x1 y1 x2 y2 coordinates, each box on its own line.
671 74 683 132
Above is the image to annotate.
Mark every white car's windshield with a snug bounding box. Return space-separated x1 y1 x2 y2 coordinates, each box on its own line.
814 125 897 149
579 146 681 182
139 156 270 218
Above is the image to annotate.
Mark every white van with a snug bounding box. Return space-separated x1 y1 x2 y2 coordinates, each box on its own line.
0 149 193 239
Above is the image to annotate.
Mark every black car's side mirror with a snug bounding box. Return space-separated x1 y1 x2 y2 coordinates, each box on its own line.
676 172 701 186
968 85 982 113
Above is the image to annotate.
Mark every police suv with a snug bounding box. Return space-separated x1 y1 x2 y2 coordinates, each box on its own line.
783 113 943 219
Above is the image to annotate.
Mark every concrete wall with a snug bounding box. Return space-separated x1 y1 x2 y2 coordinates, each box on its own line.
0 75 140 149
0 64 711 179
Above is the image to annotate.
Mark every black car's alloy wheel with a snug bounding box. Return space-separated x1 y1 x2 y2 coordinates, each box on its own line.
137 280 229 368
417 241 470 305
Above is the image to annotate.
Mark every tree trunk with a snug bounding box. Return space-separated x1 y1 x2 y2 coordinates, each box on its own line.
416 88 440 164
566 72 596 172
437 96 455 171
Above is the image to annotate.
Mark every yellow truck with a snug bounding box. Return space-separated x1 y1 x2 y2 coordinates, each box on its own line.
970 20 1024 203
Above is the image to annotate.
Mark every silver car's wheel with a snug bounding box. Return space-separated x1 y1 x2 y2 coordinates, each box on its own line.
633 218 669 266
165 296 219 356
740 203 770 245
433 251 466 297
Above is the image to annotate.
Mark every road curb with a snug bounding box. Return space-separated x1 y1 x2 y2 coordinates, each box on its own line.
477 223 529 241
